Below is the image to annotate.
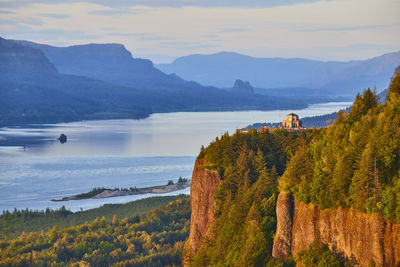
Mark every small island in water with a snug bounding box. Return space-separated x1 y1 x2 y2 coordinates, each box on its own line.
52 177 191 201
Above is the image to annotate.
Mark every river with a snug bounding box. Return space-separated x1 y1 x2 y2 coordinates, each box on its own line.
0 102 351 212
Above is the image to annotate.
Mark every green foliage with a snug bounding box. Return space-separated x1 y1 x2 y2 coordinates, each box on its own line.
0 198 190 266
189 75 400 266
190 129 307 266
0 195 187 240
74 187 108 199
299 242 355 267
177 176 188 185
280 84 400 222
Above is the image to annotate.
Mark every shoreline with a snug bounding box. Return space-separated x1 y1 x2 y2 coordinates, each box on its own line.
51 180 191 202
0 101 318 129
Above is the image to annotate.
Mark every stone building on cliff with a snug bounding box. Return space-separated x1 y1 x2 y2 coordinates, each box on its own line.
282 113 302 128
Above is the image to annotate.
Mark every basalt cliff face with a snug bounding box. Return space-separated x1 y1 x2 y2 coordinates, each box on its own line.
183 158 221 266
184 158 400 266
273 192 400 266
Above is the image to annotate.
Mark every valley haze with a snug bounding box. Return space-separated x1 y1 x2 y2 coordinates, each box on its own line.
1 37 398 127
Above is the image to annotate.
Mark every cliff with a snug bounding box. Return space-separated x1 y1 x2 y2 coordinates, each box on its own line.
183 158 221 266
273 192 400 266
16 40 197 91
0 37 57 76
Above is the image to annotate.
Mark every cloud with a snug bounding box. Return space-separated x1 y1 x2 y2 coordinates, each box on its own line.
1 0 398 63
141 36 177 41
105 31 176 41
37 13 70 19
201 34 218 38
0 17 43 26
0 0 329 8
107 32 151 37
0 10 15 14
105 31 177 41
341 43 400 52
2 27 100 41
220 28 250 33
89 8 131 16
158 41 221 50
300 23 400 32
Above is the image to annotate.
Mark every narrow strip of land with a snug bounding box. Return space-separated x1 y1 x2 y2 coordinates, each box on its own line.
52 180 191 201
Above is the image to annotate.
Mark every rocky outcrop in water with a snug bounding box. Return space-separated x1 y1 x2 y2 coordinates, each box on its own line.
58 133 67 144
273 192 400 266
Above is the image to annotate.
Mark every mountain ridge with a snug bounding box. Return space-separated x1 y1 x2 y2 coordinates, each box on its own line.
0 37 308 126
158 50 400 96
14 39 186 91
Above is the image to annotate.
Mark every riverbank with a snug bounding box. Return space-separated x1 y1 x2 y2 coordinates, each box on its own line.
52 180 191 202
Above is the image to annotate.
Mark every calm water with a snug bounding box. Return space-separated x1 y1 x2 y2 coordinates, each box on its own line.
0 102 351 212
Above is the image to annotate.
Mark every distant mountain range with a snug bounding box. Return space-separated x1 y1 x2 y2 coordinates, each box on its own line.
16 40 199 91
158 51 400 97
0 38 308 126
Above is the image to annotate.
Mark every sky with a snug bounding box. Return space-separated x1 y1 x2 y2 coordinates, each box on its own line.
0 0 399 63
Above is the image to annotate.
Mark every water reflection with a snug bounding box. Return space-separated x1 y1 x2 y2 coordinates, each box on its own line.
0 103 352 211
0 102 351 157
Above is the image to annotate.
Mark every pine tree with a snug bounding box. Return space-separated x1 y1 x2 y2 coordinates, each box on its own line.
350 144 375 211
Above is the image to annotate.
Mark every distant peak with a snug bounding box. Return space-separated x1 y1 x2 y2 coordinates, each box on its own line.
232 79 254 94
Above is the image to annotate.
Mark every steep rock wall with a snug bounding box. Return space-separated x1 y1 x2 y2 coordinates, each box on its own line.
273 192 400 266
183 158 221 266
272 192 294 260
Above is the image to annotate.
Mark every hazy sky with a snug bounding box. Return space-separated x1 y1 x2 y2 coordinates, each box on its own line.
1 0 399 63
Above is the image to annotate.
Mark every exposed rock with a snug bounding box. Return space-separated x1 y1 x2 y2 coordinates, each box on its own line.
272 192 294 260
183 158 221 266
232 79 254 94
273 192 400 266
58 133 67 144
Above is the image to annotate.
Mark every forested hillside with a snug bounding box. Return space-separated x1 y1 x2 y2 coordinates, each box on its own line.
0 198 190 266
2 68 399 266
187 128 305 266
0 196 186 240
280 73 400 222
185 70 400 266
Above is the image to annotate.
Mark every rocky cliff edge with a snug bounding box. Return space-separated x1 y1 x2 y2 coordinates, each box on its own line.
272 192 400 266
183 158 221 266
